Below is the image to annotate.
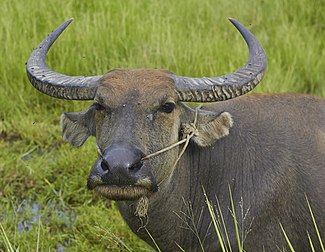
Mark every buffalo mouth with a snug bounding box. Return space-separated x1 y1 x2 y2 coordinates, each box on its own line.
94 184 151 201
87 175 156 201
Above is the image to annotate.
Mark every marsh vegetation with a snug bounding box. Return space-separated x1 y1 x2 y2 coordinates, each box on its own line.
0 0 324 250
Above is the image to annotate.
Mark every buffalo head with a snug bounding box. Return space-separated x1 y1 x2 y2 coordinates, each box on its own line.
26 18 267 201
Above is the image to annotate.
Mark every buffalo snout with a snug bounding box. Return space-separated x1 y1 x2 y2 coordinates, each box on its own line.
87 143 158 200
100 143 144 175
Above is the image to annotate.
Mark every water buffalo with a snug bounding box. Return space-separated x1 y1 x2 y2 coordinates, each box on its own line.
26 18 324 251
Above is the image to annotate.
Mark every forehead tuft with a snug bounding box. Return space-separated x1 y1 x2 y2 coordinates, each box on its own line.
96 69 177 104
100 69 173 86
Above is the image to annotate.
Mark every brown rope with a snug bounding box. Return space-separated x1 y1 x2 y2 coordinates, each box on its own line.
148 105 201 187
142 105 200 162
135 106 201 219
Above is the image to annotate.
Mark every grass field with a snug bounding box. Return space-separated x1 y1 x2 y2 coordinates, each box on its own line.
0 0 324 250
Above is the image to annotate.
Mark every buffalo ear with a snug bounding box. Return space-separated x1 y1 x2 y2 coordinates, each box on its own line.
184 110 233 147
60 107 96 147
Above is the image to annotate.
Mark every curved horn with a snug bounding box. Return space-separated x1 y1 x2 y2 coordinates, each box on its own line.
26 18 102 100
172 18 268 102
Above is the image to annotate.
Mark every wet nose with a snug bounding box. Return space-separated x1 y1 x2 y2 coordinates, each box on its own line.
100 143 144 175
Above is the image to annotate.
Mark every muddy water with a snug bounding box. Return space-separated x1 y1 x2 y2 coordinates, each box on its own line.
1 199 77 251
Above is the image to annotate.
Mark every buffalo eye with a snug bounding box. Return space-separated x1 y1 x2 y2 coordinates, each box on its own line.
159 102 176 113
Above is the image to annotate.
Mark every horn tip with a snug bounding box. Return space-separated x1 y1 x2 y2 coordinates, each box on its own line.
66 18 74 25
228 17 240 27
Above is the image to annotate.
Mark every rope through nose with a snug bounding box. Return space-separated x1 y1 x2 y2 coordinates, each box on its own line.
135 105 201 219
144 105 201 189
95 106 201 162
141 105 201 162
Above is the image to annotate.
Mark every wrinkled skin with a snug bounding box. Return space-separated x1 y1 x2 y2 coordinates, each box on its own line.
61 69 325 251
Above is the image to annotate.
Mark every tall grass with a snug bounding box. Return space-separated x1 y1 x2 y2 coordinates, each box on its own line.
305 195 325 252
0 222 15 252
0 0 324 250
205 189 324 252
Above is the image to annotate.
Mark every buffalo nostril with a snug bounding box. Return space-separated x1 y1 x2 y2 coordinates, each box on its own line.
101 160 110 171
129 160 143 172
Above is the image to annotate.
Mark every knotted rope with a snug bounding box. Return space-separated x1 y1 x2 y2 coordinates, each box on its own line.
135 106 201 218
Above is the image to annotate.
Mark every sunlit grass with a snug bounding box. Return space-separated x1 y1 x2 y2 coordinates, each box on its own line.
279 223 295 252
0 222 15 252
279 196 324 252
204 187 246 252
205 189 324 252
305 195 325 252
204 189 228 252
0 0 324 250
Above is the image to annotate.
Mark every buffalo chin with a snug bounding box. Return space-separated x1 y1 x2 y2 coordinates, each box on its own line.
94 185 151 201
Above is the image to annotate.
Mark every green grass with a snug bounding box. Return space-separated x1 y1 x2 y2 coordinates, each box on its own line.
278 196 325 252
305 195 325 252
0 0 324 250
204 189 324 252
